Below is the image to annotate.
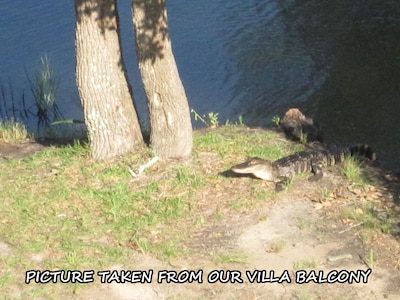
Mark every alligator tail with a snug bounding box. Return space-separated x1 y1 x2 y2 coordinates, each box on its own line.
348 144 377 161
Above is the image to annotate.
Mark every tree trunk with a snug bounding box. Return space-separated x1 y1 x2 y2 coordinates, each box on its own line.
75 0 144 160
132 0 192 159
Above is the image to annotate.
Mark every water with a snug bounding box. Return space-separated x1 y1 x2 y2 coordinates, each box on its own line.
1 0 399 169
0 2 78 117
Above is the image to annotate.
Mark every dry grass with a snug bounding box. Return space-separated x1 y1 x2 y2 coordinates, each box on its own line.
0 119 29 143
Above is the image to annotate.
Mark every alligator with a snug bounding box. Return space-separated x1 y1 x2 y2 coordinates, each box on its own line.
230 145 376 191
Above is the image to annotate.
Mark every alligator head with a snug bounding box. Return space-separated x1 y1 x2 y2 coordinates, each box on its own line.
230 157 276 181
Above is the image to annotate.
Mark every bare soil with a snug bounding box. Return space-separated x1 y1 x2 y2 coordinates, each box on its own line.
1 138 400 299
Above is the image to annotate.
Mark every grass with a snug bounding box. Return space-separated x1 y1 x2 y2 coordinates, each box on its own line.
340 156 365 184
0 124 296 297
345 202 392 238
193 125 303 160
293 259 317 270
298 218 310 230
367 248 375 268
0 124 392 298
213 252 248 264
0 119 29 143
338 155 396 242
27 55 63 131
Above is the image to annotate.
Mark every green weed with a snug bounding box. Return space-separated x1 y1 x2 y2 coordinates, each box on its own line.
271 115 281 126
224 115 244 126
191 109 219 128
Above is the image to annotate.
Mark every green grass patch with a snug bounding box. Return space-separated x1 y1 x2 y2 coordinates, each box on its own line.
174 166 205 189
0 141 189 295
193 126 304 160
340 156 365 184
345 203 392 235
0 124 310 297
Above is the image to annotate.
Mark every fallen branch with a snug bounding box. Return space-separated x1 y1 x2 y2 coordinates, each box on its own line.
128 156 159 178
338 222 363 234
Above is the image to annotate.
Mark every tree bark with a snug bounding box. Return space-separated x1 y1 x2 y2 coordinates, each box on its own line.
132 0 192 159
75 0 144 160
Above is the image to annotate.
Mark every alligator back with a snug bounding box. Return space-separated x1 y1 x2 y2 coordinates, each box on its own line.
273 144 376 179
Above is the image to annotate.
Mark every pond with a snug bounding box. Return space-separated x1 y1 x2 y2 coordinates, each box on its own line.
1 0 399 169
